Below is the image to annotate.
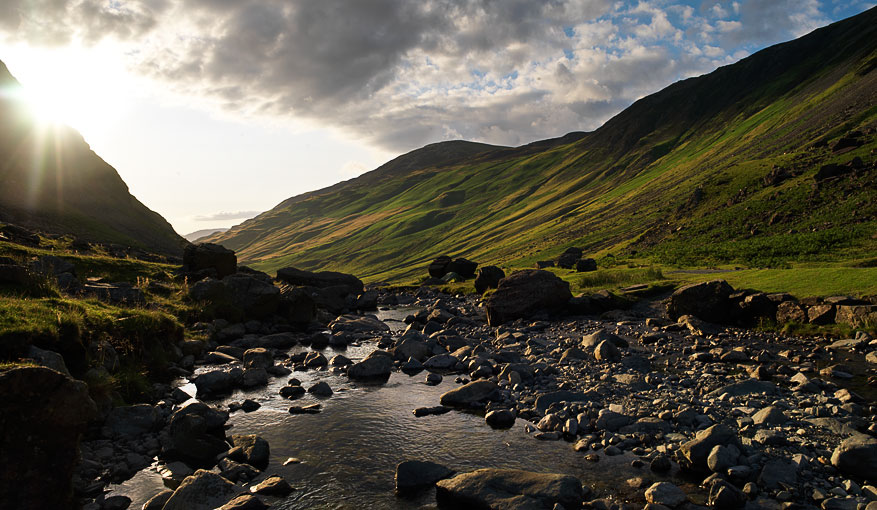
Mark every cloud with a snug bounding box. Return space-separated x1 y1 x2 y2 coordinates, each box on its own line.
0 0 865 153
193 210 261 222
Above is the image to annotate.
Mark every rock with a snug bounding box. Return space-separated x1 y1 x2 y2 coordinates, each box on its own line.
162 469 237 510
219 494 269 510
435 468 583 510
242 348 273 369
484 270 572 325
707 379 778 398
708 480 746 510
0 263 28 285
423 353 459 370
184 243 237 278
556 251 580 269
426 372 443 385
757 459 797 490
251 475 293 496
446 258 478 278
395 460 454 492
440 380 498 407
218 457 259 482
25 345 70 376
835 305 877 328
330 354 353 366
474 265 505 294
228 434 270 469
677 424 739 472
194 369 241 397
141 489 173 510
595 409 631 432
308 381 333 397
807 304 836 324
534 390 595 412
103 404 159 438
645 482 688 507
831 435 877 476
707 444 740 473
279 385 305 399
166 402 230 467
576 258 597 272
0 367 97 510
594 340 622 362
276 267 364 295
348 350 393 379
81 282 144 305
302 351 328 369
667 280 734 323
428 256 453 278
413 406 451 417
751 406 787 426
241 368 268 388
582 329 628 349
776 301 807 324
328 314 390 334
222 274 281 319
240 399 260 412
485 409 516 429
394 337 429 361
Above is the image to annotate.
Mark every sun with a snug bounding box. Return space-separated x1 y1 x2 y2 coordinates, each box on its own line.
4 45 133 138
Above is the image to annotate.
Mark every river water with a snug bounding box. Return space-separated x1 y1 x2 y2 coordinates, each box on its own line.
109 308 692 509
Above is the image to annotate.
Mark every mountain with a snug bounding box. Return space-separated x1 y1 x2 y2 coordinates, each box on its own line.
207 7 877 281
184 228 229 242
0 61 186 256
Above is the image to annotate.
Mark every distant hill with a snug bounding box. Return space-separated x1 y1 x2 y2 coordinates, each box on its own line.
184 228 229 242
0 61 185 256
207 7 877 281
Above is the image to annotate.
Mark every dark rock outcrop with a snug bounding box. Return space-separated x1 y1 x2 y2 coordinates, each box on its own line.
667 280 734 323
484 270 572 325
0 366 97 510
184 243 237 279
435 468 583 509
474 265 505 294
275 267 363 295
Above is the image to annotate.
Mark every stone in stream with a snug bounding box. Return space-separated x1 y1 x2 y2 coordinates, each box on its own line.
289 404 321 414
304 352 328 368
162 469 237 510
280 385 306 399
484 270 572 325
251 475 294 496
439 380 498 407
194 368 243 398
328 314 390 334
426 373 443 385
401 358 424 374
166 402 230 468
413 406 451 417
831 435 877 476
242 348 273 369
395 460 455 492
645 482 688 507
219 494 269 510
241 368 269 388
485 409 516 429
276 267 364 295
435 468 583 509
393 337 429 361
141 489 173 510
228 434 270 469
348 350 393 379
308 381 333 397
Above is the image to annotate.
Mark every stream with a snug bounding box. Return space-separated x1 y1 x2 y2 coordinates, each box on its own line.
108 308 693 509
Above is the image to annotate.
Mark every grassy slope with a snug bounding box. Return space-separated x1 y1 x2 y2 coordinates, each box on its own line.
208 8 877 290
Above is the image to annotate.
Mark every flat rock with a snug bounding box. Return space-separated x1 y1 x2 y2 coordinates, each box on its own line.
439 380 498 407
831 435 877 476
395 460 454 492
707 379 778 398
162 469 237 510
645 482 688 507
435 468 583 510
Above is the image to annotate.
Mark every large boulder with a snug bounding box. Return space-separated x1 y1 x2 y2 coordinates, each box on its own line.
184 243 237 279
329 314 390 335
576 258 597 272
446 258 478 278
162 469 237 510
484 270 572 326
229 434 270 469
677 424 740 472
667 280 734 323
428 256 453 278
556 252 580 269
776 301 807 324
831 435 877 476
242 348 273 369
474 265 505 294
221 274 281 319
0 367 97 510
278 286 317 324
348 350 394 379
440 380 498 407
194 369 242 398
165 402 230 467
395 460 454 492
435 468 583 509
835 305 877 327
393 337 429 361
275 267 363 295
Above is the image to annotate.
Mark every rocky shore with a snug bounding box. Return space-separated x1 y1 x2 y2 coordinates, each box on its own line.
2 242 875 510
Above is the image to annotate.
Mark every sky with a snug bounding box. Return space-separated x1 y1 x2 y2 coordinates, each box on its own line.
0 0 873 236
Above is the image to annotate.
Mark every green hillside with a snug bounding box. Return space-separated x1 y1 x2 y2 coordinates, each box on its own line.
207 7 877 282
0 61 186 256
